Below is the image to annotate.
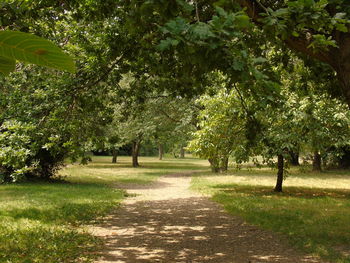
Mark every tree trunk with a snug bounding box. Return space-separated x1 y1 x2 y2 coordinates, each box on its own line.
180 146 185 158
336 44 350 108
289 151 299 166
112 149 118 163
158 144 164 160
132 140 140 167
0 166 12 183
208 158 219 173
337 148 350 168
220 157 229 172
274 154 284 192
312 151 322 172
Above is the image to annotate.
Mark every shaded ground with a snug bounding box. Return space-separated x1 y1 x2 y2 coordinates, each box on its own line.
91 173 325 263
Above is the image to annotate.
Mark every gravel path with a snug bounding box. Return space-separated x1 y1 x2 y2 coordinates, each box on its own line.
91 172 324 263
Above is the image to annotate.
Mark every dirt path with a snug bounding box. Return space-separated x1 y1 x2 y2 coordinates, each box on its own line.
91 173 324 263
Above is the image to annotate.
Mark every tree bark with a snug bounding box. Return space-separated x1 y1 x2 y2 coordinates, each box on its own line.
158 143 164 160
112 149 118 163
208 158 220 173
274 154 284 192
312 151 322 172
289 151 299 166
337 148 350 168
180 146 185 159
132 140 141 167
220 157 229 172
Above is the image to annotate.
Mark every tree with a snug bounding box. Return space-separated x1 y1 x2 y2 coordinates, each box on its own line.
188 82 248 172
149 96 197 160
258 91 302 192
112 0 350 112
236 0 350 106
0 2 121 182
298 94 350 171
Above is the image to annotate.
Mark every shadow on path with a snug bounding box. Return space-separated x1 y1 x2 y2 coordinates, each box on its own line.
91 173 324 263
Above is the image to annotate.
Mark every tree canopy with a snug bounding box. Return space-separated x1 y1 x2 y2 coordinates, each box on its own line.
1 0 350 189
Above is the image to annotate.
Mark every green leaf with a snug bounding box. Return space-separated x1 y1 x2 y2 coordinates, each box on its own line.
336 23 348 33
191 22 215 40
0 30 76 74
157 37 180 51
0 56 15 75
234 14 250 28
253 57 267 64
273 8 289 18
292 31 300 37
175 0 194 13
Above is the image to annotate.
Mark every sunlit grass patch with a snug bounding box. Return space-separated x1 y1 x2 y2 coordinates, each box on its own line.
192 167 350 263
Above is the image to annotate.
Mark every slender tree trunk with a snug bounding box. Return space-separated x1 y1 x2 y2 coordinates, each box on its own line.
289 151 299 166
312 151 322 172
274 154 284 192
158 144 164 160
132 140 140 167
180 146 185 158
112 149 118 163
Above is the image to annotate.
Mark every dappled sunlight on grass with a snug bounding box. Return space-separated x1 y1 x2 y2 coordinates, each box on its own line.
192 167 350 263
0 155 208 263
197 166 350 190
0 181 124 263
62 156 209 185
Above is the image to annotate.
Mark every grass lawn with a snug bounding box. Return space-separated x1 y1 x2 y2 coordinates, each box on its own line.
0 156 207 263
191 166 350 263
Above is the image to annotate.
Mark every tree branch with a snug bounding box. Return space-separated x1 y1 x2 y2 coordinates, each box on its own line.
236 0 337 69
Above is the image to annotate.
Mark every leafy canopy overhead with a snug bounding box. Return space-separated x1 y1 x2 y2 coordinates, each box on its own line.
0 31 76 75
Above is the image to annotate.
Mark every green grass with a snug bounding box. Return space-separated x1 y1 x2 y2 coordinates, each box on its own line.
191 166 350 263
0 182 124 263
0 156 207 263
62 156 208 185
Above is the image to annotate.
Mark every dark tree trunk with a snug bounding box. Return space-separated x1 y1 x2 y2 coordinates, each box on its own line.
337 148 350 168
158 144 164 160
312 151 322 172
0 166 12 183
274 154 284 192
180 146 185 158
132 140 141 167
112 149 118 163
335 38 350 108
289 151 299 166
220 157 229 172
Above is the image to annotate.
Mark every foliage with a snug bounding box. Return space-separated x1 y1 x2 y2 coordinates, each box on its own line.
96 72 198 163
0 30 75 75
188 86 247 172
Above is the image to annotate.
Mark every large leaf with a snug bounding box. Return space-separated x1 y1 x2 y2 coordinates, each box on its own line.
0 56 15 75
0 30 76 74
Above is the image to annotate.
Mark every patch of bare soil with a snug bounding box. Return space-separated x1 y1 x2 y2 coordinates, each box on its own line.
90 173 325 263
